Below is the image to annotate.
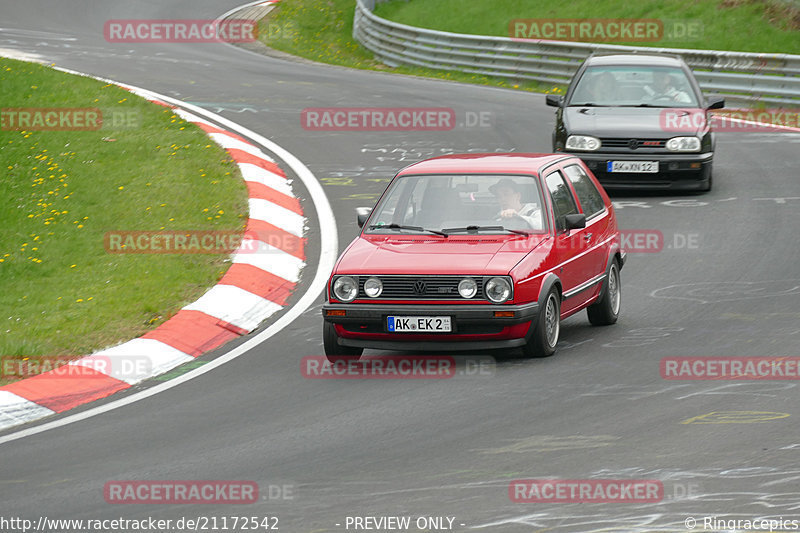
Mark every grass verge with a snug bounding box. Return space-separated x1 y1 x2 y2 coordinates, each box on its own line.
0 57 248 383
257 0 798 99
257 0 553 93
374 0 799 54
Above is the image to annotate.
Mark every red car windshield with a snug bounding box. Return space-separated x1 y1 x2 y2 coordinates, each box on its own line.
365 174 547 235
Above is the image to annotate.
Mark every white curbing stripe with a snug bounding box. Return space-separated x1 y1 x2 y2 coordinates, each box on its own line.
239 163 294 196
71 339 195 385
233 242 304 283
0 392 56 431
182 284 283 331
248 198 305 237
208 133 275 160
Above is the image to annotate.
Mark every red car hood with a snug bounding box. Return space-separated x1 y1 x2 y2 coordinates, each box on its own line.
335 235 548 275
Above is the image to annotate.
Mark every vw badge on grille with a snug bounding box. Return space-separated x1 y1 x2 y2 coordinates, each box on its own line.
413 280 427 295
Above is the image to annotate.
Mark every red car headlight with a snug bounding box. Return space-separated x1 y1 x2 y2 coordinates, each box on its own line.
332 276 358 302
485 277 512 303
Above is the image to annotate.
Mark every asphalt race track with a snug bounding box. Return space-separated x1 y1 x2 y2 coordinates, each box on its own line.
2 1 800 531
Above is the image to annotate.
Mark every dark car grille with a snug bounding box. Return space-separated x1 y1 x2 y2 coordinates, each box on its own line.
358 276 485 300
600 138 667 150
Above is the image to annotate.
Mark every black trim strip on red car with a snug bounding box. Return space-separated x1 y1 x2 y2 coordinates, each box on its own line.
562 272 606 300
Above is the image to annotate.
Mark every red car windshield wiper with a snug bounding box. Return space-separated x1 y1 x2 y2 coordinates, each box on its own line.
369 223 448 237
442 225 531 235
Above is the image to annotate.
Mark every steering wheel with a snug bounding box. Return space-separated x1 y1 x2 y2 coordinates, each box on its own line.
495 213 534 230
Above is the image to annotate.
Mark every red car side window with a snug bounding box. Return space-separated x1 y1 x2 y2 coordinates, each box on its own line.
563 164 605 219
544 171 579 230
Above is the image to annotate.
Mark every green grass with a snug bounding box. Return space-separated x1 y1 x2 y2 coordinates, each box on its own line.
374 0 799 54
257 0 551 93
0 57 248 374
257 0 797 96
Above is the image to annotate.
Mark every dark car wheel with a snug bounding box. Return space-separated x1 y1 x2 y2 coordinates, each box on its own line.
587 259 621 326
323 322 363 362
521 288 561 358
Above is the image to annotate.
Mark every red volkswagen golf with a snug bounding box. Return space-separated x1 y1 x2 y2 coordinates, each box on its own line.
322 153 625 360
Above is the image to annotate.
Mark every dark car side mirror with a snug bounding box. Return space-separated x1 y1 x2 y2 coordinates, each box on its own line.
356 207 373 228
706 95 725 110
546 94 564 107
564 213 586 231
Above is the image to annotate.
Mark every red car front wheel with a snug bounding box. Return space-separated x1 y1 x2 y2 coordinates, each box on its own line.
521 287 560 358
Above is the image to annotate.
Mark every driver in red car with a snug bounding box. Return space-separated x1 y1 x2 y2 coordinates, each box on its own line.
489 178 544 230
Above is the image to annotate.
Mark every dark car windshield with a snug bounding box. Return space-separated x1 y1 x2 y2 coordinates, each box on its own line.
365 174 547 235
568 65 699 108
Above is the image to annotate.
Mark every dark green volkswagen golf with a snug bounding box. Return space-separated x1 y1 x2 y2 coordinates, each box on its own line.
547 53 725 192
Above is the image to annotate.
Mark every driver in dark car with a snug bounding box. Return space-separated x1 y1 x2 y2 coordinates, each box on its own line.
646 71 691 103
489 178 543 230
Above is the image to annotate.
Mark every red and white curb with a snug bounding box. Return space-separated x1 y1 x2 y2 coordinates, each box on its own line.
0 86 306 430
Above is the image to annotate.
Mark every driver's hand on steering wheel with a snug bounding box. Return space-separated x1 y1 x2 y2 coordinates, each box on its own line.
499 208 519 218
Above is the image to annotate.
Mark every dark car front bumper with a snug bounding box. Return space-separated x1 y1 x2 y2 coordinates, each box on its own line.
322 301 539 351
570 151 713 190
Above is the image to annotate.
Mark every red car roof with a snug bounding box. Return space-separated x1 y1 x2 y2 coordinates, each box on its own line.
396 153 570 176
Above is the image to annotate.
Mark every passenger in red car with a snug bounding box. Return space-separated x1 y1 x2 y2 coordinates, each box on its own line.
489 178 544 230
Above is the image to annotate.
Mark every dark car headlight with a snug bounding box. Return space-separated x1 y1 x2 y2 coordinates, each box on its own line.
566 135 601 151
666 136 701 152
332 276 358 302
485 277 512 303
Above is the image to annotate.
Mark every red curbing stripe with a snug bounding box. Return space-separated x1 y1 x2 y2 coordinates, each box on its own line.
1 367 130 413
193 122 251 145
218 263 296 306
245 218 306 260
225 149 286 176
245 181 303 215
142 310 246 357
